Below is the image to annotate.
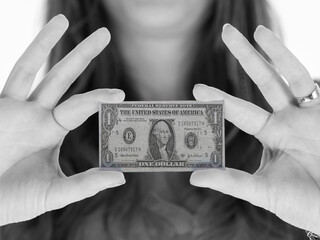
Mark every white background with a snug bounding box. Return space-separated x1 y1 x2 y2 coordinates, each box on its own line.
0 0 319 91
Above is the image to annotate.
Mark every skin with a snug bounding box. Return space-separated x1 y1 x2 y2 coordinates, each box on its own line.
103 0 211 36
191 25 320 235
103 0 211 101
0 15 126 225
103 0 212 202
0 2 319 237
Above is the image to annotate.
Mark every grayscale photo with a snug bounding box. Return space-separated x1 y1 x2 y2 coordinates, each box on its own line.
0 0 320 239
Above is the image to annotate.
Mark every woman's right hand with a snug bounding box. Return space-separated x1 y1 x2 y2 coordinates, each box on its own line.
0 14 126 226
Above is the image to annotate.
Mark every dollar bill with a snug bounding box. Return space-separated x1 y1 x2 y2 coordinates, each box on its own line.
99 101 224 172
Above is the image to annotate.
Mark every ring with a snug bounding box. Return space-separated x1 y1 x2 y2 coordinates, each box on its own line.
296 83 320 105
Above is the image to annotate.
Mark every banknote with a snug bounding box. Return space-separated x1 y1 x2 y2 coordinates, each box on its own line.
99 101 224 172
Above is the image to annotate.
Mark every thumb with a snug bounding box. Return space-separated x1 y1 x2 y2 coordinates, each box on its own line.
46 168 125 211
190 168 269 211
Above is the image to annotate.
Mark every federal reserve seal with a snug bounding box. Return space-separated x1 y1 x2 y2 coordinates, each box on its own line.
184 132 198 149
123 127 136 144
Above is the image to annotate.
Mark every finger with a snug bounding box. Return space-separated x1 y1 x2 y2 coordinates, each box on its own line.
190 168 269 211
1 14 69 100
254 25 315 98
46 169 125 211
193 84 270 136
53 89 125 131
29 27 111 109
221 24 293 112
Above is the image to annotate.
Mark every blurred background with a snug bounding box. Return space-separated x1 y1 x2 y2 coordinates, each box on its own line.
0 0 319 91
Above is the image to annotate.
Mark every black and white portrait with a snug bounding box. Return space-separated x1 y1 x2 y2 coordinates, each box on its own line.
149 120 174 161
1 1 320 239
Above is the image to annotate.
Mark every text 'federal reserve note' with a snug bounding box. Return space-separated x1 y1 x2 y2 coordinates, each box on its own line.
99 101 224 172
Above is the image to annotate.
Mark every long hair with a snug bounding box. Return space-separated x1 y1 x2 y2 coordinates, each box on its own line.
1 0 305 239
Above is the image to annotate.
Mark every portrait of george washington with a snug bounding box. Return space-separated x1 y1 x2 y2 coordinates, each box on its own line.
149 120 175 161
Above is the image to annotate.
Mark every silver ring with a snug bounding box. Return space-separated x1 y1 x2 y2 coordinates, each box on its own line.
297 83 320 105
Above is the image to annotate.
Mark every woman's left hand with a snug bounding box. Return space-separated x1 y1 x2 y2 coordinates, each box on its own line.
190 24 320 235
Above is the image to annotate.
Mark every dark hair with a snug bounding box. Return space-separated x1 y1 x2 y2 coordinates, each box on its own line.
1 0 305 239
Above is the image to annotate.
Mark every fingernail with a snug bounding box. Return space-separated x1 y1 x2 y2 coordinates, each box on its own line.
116 179 126 186
108 182 125 188
95 27 111 46
110 89 123 94
222 23 232 32
110 89 125 101
98 27 111 37
90 170 126 190
193 84 214 102
256 25 265 30
52 14 69 29
254 25 265 34
53 14 64 20
190 171 208 187
194 83 208 89
222 23 234 32
106 170 126 184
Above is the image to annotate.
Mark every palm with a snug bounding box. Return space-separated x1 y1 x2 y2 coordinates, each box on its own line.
257 149 320 230
0 97 66 222
258 105 320 161
191 24 320 234
0 15 125 226
254 106 320 229
0 148 61 223
0 98 66 175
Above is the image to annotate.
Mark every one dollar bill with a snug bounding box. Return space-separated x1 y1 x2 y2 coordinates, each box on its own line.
99 101 224 172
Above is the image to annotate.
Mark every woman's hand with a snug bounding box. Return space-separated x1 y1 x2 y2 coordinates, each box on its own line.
191 24 320 235
0 15 125 226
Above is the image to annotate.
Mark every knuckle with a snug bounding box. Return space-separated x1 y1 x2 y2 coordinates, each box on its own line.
13 63 37 78
233 109 249 126
270 47 287 63
35 37 51 53
257 72 279 89
68 93 82 102
240 48 256 62
47 71 72 88
75 47 93 62
287 71 310 86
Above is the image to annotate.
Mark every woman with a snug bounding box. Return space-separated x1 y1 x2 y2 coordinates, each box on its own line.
0 0 319 239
